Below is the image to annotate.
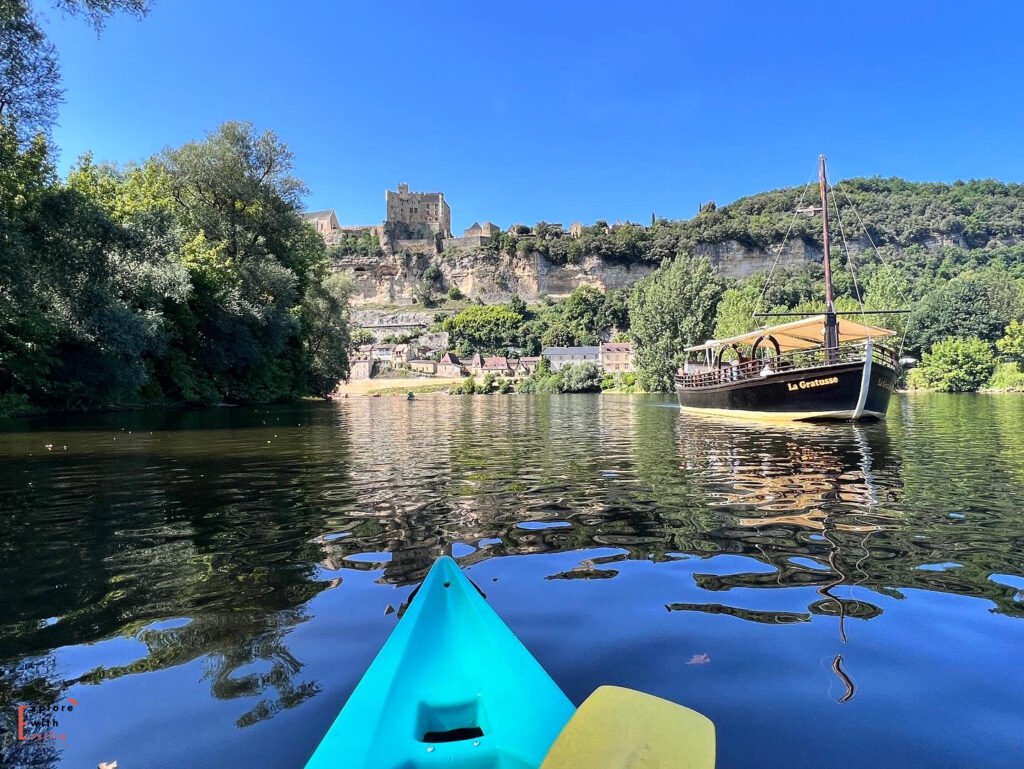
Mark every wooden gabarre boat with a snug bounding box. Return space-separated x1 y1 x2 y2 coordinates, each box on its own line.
675 156 901 422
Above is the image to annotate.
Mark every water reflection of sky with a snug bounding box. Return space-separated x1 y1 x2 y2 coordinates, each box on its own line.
1 393 1022 768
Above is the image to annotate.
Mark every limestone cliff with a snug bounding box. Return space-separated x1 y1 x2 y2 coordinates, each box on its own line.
342 238 821 307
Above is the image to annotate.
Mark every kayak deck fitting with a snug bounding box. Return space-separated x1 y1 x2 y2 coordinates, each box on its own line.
303 556 715 769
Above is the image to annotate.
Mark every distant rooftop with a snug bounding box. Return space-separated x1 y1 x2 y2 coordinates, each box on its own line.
301 209 335 219
541 346 600 356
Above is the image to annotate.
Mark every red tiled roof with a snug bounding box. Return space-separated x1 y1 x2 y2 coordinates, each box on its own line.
600 343 634 353
482 356 511 370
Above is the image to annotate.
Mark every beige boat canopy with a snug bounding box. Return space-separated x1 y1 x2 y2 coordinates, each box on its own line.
685 314 896 353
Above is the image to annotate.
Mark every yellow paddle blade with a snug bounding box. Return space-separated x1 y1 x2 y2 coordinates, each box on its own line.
540 686 716 769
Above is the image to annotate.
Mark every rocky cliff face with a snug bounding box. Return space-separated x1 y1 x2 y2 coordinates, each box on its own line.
342 238 821 307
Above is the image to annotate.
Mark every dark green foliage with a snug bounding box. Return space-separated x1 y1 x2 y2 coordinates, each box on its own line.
915 337 997 392
440 304 525 354
0 119 353 411
0 4 61 140
630 254 724 391
328 230 383 261
908 272 1018 354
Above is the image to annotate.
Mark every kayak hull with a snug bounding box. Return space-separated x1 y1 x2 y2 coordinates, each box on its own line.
304 556 575 769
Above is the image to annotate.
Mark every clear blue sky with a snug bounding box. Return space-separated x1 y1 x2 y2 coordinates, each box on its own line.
41 0 1024 232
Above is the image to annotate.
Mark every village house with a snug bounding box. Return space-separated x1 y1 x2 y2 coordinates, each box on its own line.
302 209 341 241
468 353 485 376
569 222 584 238
600 342 635 372
541 346 600 371
349 356 374 380
392 344 411 365
371 344 395 363
515 357 541 376
409 359 437 375
463 221 501 239
437 352 466 378
481 356 515 376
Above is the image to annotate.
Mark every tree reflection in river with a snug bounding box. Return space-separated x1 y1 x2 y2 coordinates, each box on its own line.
1 394 1023 768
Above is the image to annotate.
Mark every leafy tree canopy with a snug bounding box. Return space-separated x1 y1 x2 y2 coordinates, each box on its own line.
629 254 724 391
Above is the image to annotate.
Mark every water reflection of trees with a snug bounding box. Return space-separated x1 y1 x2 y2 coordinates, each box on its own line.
0 405 356 765
3 395 1024 766
306 397 1024 625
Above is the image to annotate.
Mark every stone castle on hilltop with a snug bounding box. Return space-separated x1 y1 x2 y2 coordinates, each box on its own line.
303 183 455 254
386 183 452 240
304 183 512 256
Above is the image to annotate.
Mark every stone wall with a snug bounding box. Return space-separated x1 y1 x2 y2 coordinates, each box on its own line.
351 309 448 348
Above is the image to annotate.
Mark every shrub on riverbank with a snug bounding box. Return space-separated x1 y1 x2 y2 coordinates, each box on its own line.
914 337 997 392
601 372 641 392
986 362 1024 392
516 361 603 394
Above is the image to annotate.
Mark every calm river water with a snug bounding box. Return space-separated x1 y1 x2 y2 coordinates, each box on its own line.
1 394 1023 768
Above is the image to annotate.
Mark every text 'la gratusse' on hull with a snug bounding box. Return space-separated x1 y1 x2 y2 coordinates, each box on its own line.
674 155 907 423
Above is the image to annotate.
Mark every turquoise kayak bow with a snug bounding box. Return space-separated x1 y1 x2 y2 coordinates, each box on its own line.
303 556 715 769
304 556 574 768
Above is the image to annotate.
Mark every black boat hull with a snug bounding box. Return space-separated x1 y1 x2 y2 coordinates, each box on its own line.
674 360 898 421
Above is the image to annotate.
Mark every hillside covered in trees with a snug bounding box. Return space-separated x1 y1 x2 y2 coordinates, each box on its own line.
475 177 1024 275
436 178 1024 393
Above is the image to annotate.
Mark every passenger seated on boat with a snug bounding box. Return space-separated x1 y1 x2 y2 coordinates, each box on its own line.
759 363 774 377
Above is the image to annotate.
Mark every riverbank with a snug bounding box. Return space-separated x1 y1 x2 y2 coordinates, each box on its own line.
333 377 465 397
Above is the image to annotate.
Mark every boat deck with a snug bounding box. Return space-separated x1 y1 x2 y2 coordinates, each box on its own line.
676 342 898 390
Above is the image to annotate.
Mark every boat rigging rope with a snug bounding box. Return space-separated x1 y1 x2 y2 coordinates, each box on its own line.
834 181 916 359
753 176 817 321
828 184 868 324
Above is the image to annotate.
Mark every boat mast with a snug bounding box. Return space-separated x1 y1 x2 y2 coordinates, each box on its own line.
819 155 839 352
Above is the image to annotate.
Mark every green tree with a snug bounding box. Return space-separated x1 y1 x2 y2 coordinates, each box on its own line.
917 337 997 392
508 293 527 317
996 320 1024 363
350 328 375 348
302 272 354 396
1 1 149 139
629 254 724 391
559 361 602 392
160 122 324 402
714 278 764 339
0 6 61 140
440 304 524 354
909 273 1011 354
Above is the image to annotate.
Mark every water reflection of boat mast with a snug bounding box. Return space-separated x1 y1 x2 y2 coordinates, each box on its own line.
679 418 893 702
815 424 884 703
